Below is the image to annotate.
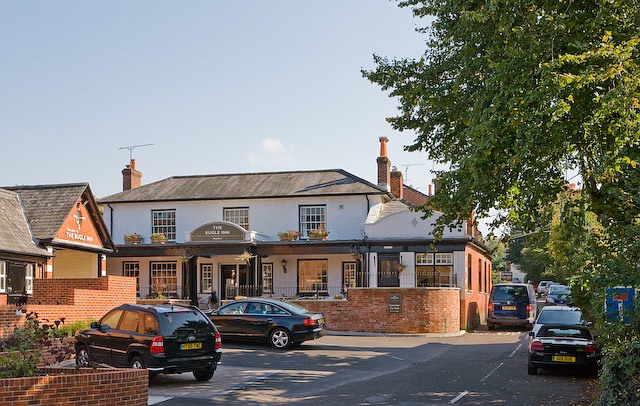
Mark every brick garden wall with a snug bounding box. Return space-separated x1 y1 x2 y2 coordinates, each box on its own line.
291 287 461 334
0 368 148 406
0 276 136 339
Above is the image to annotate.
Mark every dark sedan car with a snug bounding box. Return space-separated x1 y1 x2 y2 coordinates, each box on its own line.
545 284 573 305
528 323 599 376
75 303 222 381
207 298 327 349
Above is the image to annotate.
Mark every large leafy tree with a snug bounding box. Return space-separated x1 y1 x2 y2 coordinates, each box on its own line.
364 0 640 402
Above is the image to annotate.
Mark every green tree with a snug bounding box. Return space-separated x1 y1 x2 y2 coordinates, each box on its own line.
364 1 640 402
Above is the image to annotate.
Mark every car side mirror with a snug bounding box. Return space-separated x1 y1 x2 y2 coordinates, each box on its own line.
586 321 594 327
528 331 534 337
90 321 99 329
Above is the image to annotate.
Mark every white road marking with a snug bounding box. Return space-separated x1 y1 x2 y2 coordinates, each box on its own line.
449 390 469 404
509 343 523 358
384 354 405 361
480 362 504 382
148 395 173 405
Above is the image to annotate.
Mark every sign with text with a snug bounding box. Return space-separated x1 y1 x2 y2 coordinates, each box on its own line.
190 222 245 242
388 293 402 314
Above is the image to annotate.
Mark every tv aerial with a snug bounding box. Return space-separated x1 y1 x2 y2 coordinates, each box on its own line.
119 143 154 161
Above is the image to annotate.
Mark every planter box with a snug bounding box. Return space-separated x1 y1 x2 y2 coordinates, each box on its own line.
0 367 148 406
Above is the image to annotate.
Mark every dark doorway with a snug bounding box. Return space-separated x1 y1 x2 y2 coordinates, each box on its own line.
221 265 236 300
378 256 400 287
7 262 27 304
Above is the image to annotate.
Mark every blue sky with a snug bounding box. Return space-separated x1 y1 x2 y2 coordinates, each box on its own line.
1 1 444 200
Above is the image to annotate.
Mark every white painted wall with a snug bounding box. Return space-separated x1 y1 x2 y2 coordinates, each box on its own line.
103 194 383 244
364 202 466 240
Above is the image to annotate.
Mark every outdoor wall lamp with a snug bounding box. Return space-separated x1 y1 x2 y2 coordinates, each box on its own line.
281 259 287 273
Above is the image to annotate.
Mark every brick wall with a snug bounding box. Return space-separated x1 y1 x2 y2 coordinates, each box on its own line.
0 368 147 406
291 287 461 334
0 276 136 339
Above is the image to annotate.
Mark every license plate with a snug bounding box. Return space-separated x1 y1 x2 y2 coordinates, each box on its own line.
552 355 576 363
180 342 203 350
502 306 516 311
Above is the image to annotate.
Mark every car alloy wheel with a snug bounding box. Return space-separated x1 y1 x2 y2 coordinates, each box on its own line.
130 356 146 369
270 328 291 349
76 345 90 367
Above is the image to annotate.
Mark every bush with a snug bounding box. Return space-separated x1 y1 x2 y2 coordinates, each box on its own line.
50 320 93 338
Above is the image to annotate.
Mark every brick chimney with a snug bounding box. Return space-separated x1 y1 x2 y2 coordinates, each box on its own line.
377 137 391 191
390 166 404 200
122 159 142 191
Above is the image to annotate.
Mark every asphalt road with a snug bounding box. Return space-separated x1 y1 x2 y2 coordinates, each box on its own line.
149 326 594 405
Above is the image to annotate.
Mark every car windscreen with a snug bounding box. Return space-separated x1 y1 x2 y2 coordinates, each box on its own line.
158 310 214 335
491 285 529 301
549 285 571 295
537 309 584 325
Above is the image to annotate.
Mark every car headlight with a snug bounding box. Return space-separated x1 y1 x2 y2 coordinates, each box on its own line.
547 297 555 303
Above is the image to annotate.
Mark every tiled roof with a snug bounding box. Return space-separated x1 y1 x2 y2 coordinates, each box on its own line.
2 183 91 240
0 188 50 257
99 169 389 203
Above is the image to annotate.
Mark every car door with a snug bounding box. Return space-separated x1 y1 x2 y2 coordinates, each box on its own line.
241 302 273 337
89 309 123 365
108 310 141 367
211 302 247 337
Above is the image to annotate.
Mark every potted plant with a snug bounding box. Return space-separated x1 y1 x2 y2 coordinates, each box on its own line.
150 232 168 243
309 229 329 241
278 230 300 241
124 233 143 244
235 250 256 263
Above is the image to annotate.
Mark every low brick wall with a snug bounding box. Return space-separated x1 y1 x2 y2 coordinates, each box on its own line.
0 368 148 406
0 276 136 339
290 287 461 334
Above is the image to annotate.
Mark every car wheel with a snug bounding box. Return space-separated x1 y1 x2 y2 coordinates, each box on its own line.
130 355 146 370
270 328 292 349
193 365 216 381
75 345 90 367
487 322 496 330
527 358 538 375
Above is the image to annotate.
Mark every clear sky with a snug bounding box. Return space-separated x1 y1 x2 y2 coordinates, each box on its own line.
2 2 446 201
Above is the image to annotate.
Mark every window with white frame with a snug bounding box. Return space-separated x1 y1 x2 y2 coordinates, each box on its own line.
224 207 249 230
201 264 213 293
25 264 33 294
262 263 273 294
123 262 140 294
299 205 326 238
435 253 453 264
151 262 178 295
152 210 176 241
343 262 356 288
416 253 434 265
0 261 6 293
299 260 327 293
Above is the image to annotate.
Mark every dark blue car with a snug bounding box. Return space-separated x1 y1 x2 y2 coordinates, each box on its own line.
488 283 537 329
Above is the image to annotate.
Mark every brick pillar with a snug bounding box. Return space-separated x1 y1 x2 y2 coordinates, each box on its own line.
377 137 390 191
122 159 142 191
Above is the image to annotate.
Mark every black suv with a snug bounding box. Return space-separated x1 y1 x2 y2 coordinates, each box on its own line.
75 303 222 381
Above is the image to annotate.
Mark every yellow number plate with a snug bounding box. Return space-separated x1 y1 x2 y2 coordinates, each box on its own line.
180 342 203 350
502 306 516 311
552 355 576 363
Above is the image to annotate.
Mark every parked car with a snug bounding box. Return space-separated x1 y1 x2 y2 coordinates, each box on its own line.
206 298 327 349
546 284 573 305
537 280 556 296
528 323 599 376
487 283 538 329
532 305 590 337
75 303 222 381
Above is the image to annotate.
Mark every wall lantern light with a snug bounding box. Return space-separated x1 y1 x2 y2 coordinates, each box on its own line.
281 259 287 273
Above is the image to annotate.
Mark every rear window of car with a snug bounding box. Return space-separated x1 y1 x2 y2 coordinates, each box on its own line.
537 309 583 325
539 326 591 339
549 285 571 295
491 285 529 301
158 310 214 335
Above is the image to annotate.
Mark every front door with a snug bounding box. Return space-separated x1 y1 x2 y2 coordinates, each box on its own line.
378 256 400 287
221 265 236 300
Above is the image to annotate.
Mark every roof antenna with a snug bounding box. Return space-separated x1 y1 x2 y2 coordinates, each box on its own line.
119 143 154 161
